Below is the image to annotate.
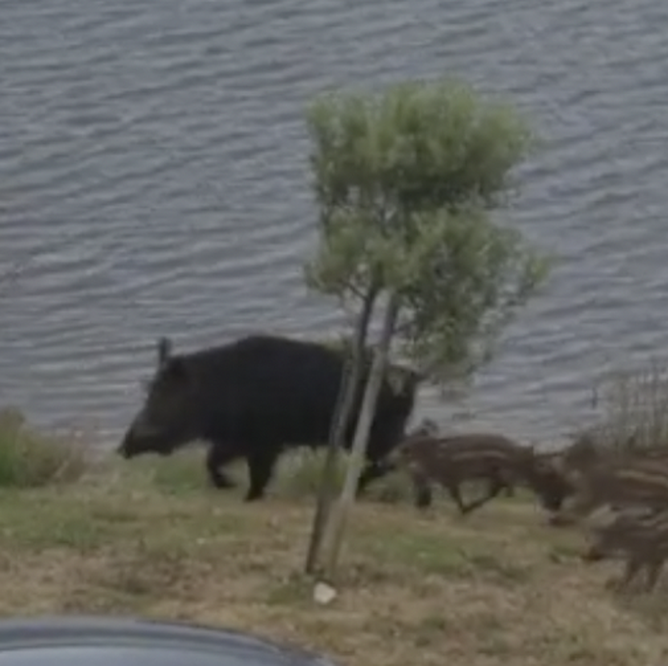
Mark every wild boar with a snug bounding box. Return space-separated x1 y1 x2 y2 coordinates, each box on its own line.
118 334 419 501
390 432 573 514
549 457 668 527
582 507 668 592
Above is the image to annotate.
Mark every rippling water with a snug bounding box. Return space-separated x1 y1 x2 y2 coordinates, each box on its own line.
2 0 668 449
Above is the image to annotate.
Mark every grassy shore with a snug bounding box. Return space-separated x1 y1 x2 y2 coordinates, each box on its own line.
0 433 667 666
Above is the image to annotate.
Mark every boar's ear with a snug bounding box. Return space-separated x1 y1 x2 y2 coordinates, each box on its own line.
157 337 172 369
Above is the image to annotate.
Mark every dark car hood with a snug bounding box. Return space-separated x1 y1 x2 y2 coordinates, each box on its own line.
0 615 339 666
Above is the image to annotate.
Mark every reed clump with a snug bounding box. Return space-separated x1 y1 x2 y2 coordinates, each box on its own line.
0 406 89 487
567 361 668 467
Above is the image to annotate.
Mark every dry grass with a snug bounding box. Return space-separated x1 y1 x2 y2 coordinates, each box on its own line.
0 407 88 487
0 446 666 666
566 361 668 467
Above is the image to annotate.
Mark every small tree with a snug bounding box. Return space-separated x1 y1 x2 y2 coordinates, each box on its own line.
303 78 551 581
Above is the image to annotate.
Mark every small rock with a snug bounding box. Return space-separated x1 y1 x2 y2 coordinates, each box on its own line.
313 581 337 605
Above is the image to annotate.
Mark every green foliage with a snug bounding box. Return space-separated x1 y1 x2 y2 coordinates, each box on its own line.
396 208 551 382
304 77 550 385
0 407 88 488
305 79 533 221
314 335 418 396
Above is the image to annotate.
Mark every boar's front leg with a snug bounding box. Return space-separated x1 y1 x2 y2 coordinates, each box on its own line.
442 479 471 515
206 443 239 490
459 474 506 515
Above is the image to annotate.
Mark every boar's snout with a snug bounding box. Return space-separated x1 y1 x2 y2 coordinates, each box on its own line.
117 414 183 459
116 415 162 459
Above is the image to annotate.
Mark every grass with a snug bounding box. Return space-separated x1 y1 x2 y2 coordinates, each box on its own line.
0 436 667 664
5 392 668 666
0 457 666 666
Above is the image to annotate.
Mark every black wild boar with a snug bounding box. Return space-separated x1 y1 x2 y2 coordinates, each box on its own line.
549 456 668 527
582 507 668 592
117 334 419 501
390 432 573 515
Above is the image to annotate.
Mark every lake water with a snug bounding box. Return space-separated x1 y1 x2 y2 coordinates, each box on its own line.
2 0 668 451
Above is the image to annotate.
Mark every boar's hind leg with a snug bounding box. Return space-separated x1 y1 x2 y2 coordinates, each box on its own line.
244 446 282 502
206 445 239 489
356 459 391 496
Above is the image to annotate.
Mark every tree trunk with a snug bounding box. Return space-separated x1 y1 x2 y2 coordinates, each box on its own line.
304 287 377 574
321 291 401 580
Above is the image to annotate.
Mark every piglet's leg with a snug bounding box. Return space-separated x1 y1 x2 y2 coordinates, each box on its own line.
459 473 506 515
